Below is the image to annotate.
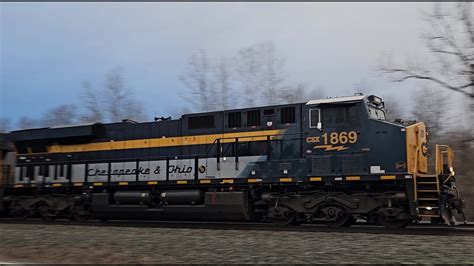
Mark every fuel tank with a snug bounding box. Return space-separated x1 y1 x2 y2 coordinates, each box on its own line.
113 191 151 205
160 190 203 205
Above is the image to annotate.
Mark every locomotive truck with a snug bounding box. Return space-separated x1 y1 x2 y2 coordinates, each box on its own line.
0 94 465 227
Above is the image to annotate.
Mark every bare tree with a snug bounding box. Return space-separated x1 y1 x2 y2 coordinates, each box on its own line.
307 85 326 100
17 117 38 130
0 118 11 133
179 50 214 112
39 104 78 127
80 68 145 123
212 58 232 110
180 43 319 110
259 43 286 105
352 80 405 120
235 45 264 108
379 3 474 129
411 86 450 137
235 43 286 107
105 68 127 122
80 81 104 123
378 3 474 219
384 98 405 121
278 84 327 104
279 84 307 104
180 43 302 110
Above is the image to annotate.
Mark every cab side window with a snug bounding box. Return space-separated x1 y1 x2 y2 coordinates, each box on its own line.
318 105 359 126
347 105 360 125
309 109 321 128
335 108 345 124
323 107 346 125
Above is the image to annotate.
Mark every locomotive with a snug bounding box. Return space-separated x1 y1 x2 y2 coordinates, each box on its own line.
0 94 465 227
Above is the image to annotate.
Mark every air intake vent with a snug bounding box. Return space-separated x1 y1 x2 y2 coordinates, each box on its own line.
189 115 215 129
247 110 261 127
281 107 296 124
227 112 242 128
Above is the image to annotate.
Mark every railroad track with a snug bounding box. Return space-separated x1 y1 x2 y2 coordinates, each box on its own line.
0 218 472 236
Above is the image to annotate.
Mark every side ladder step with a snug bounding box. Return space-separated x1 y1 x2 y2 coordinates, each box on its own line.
419 208 441 214
415 174 442 219
418 198 439 201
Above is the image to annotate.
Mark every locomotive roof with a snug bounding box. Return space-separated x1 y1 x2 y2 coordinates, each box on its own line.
5 94 373 142
0 134 14 151
306 95 366 105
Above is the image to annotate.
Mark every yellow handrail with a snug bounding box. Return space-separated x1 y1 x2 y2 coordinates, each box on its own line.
435 144 455 186
435 144 454 176
413 146 420 202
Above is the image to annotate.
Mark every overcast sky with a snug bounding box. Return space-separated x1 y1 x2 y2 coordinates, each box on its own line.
1 2 451 125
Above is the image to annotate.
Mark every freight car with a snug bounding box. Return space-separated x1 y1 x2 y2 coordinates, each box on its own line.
0 94 466 227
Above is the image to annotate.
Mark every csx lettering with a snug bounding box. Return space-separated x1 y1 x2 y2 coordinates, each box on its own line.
306 136 321 143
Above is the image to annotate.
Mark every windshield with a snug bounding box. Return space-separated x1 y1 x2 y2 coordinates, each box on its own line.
368 106 386 120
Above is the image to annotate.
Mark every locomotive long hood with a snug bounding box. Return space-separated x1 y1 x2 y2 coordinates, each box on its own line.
6 123 105 144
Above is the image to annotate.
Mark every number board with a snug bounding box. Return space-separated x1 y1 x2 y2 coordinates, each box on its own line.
306 131 358 152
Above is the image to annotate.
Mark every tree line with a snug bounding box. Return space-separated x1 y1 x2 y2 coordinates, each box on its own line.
179 43 324 112
0 67 145 132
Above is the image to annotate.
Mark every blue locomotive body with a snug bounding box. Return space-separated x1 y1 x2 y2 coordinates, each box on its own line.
0 94 464 227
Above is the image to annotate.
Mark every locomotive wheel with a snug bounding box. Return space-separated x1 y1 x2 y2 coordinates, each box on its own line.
71 205 92 222
430 217 443 225
9 202 27 219
37 205 56 222
265 206 298 226
376 213 412 228
320 205 354 227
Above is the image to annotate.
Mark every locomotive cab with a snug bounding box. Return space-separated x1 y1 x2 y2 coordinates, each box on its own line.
303 94 407 177
302 94 463 225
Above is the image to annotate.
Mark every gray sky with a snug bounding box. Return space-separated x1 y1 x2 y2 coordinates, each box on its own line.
1 2 461 124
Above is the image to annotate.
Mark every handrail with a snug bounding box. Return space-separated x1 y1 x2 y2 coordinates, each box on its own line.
413 146 420 202
435 144 441 176
216 131 306 141
0 165 13 185
435 144 454 176
436 144 455 184
2 131 309 186
442 173 454 185
9 135 307 167
205 131 307 157
413 146 420 175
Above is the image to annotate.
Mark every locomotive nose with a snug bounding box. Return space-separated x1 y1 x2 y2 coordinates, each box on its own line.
405 122 428 174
